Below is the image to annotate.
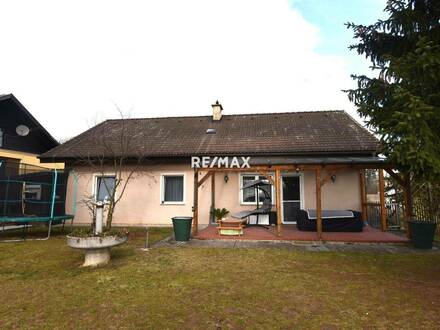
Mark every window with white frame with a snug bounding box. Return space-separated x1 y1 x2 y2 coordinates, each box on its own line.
24 184 42 200
161 174 184 203
240 173 274 205
95 175 116 202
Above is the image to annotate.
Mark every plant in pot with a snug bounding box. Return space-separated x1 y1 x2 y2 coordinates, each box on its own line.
212 208 230 223
67 108 145 266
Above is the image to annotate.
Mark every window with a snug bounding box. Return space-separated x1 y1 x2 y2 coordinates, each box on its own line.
95 176 116 202
161 174 184 204
0 129 3 147
24 184 42 200
240 174 274 205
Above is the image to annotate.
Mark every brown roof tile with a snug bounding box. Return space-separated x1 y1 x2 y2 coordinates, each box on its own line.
40 110 380 160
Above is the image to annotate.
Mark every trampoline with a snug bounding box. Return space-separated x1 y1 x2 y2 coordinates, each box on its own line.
0 161 77 242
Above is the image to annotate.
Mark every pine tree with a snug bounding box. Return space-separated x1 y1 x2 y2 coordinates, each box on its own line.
346 0 440 183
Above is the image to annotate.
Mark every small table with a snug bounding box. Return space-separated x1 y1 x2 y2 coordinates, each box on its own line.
217 218 246 236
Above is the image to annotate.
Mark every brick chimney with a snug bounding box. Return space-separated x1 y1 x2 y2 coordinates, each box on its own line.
212 100 223 121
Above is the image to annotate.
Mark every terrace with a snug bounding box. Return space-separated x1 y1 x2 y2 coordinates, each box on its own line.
191 161 413 243
194 224 409 243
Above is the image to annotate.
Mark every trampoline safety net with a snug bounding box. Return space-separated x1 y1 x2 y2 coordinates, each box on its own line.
0 161 70 220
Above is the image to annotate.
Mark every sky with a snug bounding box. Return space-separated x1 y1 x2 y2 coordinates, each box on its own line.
0 0 387 141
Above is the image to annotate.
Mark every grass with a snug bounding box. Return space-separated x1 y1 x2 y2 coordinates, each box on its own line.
0 226 440 329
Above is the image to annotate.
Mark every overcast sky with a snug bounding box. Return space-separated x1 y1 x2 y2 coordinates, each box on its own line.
1 0 386 141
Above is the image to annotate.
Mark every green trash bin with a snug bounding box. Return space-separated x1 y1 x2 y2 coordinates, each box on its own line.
409 221 437 249
172 216 193 241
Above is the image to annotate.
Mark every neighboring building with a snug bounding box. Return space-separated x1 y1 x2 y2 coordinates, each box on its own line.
40 103 382 227
0 94 63 169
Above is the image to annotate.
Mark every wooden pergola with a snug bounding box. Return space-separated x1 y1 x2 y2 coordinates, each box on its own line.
192 163 412 239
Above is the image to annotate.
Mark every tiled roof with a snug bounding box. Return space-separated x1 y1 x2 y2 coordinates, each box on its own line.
40 110 380 160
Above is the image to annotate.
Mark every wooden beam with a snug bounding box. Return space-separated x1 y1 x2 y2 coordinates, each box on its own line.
275 169 282 237
379 169 387 231
384 168 405 186
316 167 322 239
197 171 213 188
359 169 367 223
193 163 393 175
196 165 322 173
320 171 336 187
210 173 215 223
192 169 199 235
257 170 275 184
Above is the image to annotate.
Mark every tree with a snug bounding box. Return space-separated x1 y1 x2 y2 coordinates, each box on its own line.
79 107 146 230
345 0 440 216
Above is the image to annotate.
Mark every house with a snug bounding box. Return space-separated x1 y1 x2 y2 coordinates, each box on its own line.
40 102 395 239
0 94 63 169
0 94 72 240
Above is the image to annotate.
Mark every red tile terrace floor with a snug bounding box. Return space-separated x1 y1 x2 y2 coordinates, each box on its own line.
194 225 410 244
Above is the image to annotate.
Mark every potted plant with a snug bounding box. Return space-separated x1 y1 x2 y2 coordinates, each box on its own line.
408 220 438 249
212 208 230 223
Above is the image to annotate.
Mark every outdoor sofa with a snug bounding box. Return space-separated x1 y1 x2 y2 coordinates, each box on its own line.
296 209 363 232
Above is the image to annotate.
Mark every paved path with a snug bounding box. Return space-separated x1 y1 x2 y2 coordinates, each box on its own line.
153 236 440 254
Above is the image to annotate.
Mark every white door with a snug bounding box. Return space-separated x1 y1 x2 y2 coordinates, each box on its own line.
281 175 302 223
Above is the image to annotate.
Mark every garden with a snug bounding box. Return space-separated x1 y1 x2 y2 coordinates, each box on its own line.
1 227 439 329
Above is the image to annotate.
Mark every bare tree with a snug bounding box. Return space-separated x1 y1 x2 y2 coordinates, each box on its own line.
79 195 97 229
79 106 146 230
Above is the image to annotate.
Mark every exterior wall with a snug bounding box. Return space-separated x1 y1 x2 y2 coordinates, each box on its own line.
66 164 361 227
303 170 361 211
0 148 64 169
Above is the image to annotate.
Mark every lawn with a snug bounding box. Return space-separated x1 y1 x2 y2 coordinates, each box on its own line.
0 226 439 329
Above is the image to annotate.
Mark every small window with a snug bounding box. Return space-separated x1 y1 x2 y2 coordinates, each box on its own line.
162 175 184 203
0 129 3 147
96 176 116 202
24 184 42 200
206 128 216 134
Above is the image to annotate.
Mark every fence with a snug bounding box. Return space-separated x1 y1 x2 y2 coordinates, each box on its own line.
366 202 439 235
366 202 405 231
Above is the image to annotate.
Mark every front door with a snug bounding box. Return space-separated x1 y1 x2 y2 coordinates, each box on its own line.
281 175 302 223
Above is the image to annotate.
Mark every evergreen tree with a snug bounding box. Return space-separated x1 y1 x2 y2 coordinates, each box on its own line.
346 0 440 183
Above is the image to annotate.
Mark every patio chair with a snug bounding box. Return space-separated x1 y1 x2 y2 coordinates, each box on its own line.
231 179 272 226
231 198 272 224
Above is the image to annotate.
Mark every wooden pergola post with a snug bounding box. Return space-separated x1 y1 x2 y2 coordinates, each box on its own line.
275 169 282 237
210 173 215 223
316 167 322 239
379 169 387 231
192 169 199 235
359 169 367 223
403 175 412 238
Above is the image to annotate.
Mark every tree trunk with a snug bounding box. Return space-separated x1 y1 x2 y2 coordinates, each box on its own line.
106 202 114 230
405 174 414 219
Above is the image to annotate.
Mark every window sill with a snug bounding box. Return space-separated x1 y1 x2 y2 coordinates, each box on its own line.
240 202 275 206
161 202 186 205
